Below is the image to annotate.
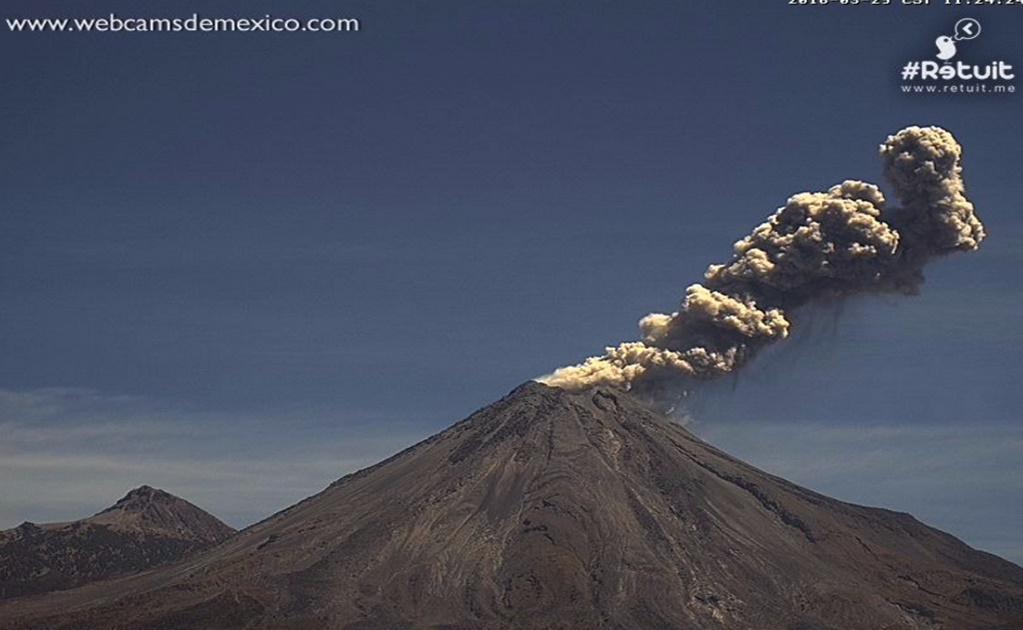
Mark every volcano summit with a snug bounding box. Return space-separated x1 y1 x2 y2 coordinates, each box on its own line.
2 382 1021 629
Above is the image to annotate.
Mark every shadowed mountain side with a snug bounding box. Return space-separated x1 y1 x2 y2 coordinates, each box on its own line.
1 382 1022 629
0 486 235 600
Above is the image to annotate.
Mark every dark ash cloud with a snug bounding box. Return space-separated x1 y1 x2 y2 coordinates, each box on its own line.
540 127 984 392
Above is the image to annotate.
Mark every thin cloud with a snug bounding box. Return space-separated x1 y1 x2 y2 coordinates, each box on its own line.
695 420 1023 564
0 387 432 530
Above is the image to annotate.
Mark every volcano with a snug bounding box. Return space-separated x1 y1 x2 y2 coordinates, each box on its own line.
1 382 1022 629
0 485 235 600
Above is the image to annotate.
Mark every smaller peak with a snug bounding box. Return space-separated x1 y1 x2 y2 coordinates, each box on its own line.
98 486 178 516
4 522 43 540
125 485 159 496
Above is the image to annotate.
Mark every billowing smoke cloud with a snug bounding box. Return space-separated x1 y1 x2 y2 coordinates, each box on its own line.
539 126 984 392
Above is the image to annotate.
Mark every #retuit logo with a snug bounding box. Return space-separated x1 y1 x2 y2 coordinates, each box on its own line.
900 18 1016 95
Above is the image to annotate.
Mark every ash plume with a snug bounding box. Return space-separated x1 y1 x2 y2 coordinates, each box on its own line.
539 126 984 393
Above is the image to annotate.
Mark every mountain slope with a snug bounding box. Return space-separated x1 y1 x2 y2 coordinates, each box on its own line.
1 383 1022 629
0 486 235 600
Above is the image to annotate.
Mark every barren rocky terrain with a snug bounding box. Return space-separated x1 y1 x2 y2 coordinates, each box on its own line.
0 485 235 600
1 382 1022 629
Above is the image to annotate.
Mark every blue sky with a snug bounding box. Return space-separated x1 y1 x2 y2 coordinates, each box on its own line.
2 2 1022 562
